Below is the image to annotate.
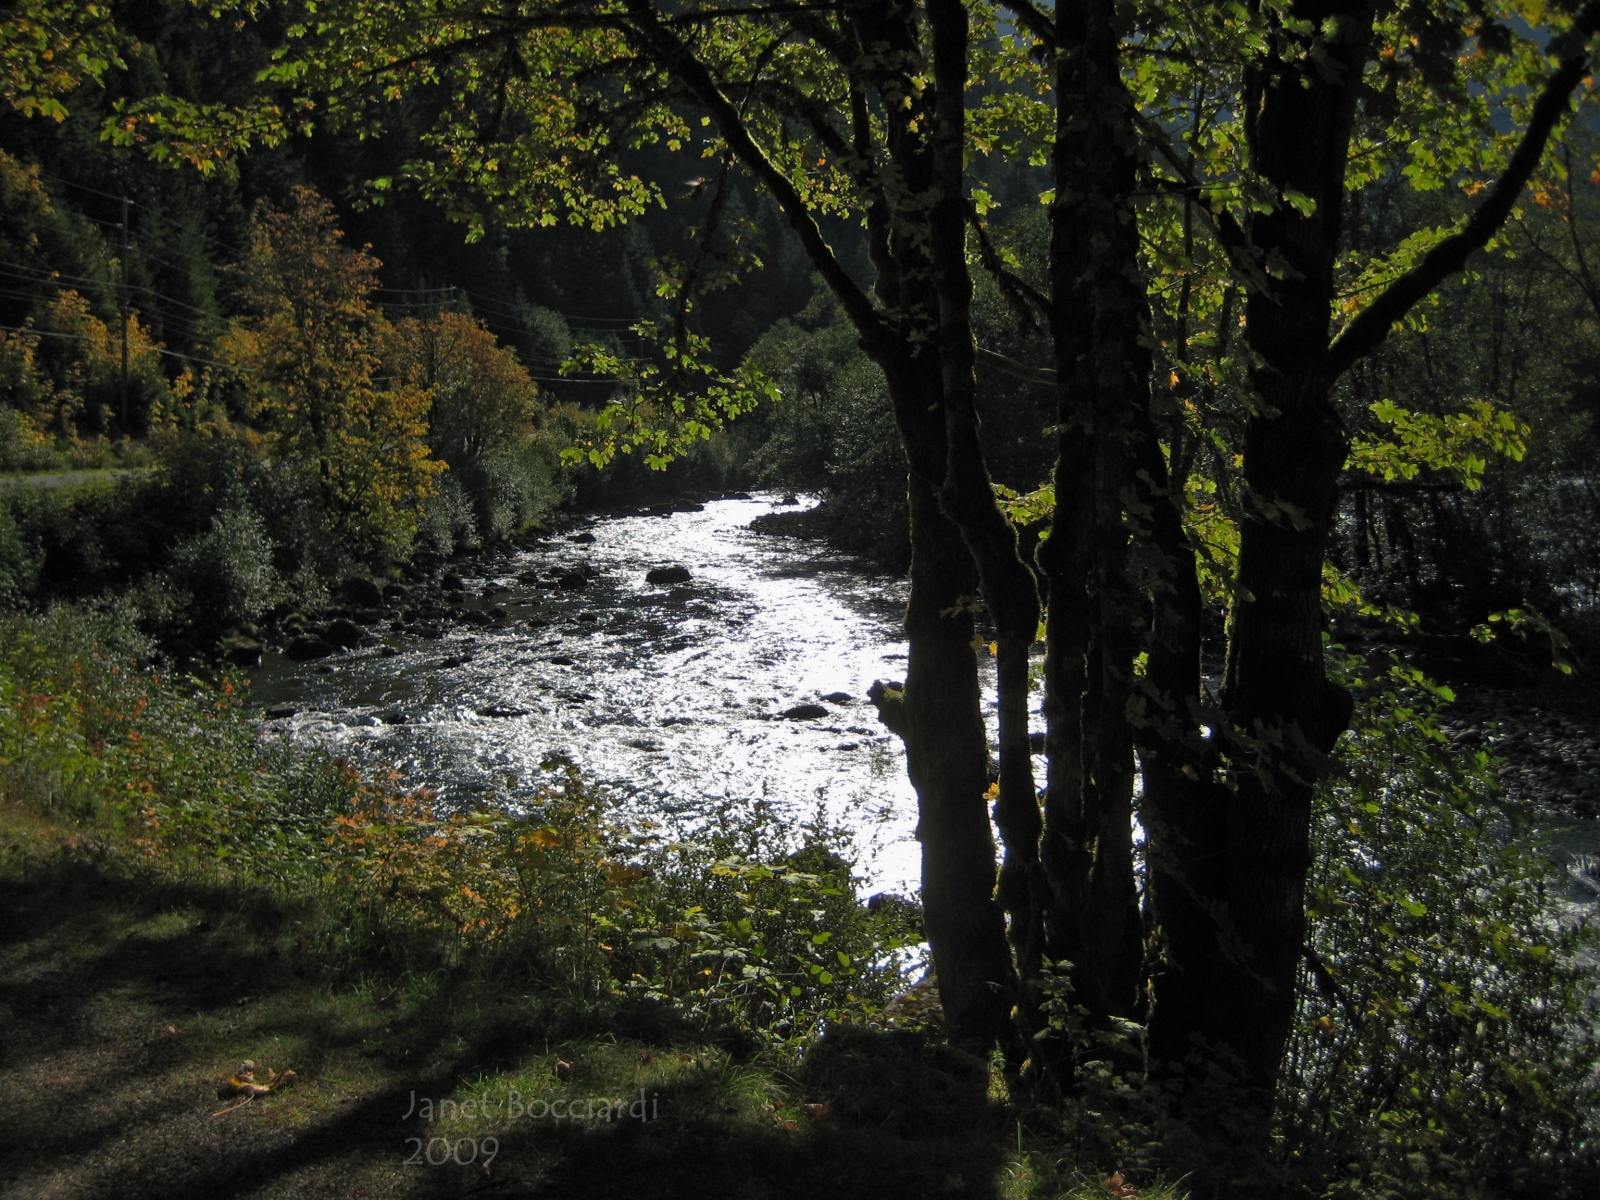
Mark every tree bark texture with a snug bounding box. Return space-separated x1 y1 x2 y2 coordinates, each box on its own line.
1035 1 1148 1065
926 0 1046 1044
1201 0 1373 1089
845 0 1016 1050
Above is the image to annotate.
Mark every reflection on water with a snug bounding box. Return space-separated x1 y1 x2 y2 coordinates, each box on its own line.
250 495 932 893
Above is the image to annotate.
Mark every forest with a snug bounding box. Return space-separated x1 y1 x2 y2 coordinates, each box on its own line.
3 1 1600 1197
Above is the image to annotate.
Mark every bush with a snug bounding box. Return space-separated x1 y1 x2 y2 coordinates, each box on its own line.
166 501 282 633
0 606 916 1023
1280 654 1600 1198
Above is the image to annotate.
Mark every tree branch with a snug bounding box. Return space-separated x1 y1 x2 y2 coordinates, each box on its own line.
999 0 1057 53
1328 1 1600 377
967 200 1053 331
1134 111 1273 298
621 0 890 350
976 345 1056 384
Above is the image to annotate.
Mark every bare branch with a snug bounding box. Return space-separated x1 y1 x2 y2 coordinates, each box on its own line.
976 345 1056 384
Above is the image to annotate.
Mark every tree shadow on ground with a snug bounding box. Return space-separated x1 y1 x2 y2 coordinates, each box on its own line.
0 861 1011 1199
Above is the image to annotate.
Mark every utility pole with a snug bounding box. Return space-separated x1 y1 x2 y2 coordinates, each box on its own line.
119 195 130 433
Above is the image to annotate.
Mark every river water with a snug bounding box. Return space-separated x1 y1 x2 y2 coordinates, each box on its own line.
246 490 1600 928
249 494 939 895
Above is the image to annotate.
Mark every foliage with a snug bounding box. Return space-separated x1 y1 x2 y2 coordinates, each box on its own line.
1278 653 1600 1197
164 499 282 629
222 186 443 561
0 604 918 1030
378 309 565 547
0 3 127 123
1346 398 1528 490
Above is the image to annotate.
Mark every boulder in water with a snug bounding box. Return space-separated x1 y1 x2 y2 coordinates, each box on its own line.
477 703 529 718
264 703 297 719
324 618 363 649
820 691 853 704
284 635 334 661
782 703 830 720
568 531 597 544
221 635 262 667
442 571 466 592
556 568 589 590
550 654 577 666
646 565 692 585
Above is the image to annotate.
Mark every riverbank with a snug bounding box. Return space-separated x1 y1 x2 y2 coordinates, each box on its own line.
5 514 1599 1198
0 849 1030 1200
240 492 925 897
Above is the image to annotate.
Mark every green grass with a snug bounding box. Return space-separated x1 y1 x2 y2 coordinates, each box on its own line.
0 835 1167 1200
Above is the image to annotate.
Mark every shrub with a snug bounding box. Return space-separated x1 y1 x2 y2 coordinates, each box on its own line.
1279 654 1600 1198
165 501 282 633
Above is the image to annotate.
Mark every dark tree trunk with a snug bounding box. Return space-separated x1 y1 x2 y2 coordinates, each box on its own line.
926 0 1045 1049
1197 0 1373 1090
897 469 1016 1049
845 0 1016 1051
1033 1 1148 1073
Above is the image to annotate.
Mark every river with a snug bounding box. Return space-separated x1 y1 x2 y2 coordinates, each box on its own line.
249 493 941 896
246 490 1600 928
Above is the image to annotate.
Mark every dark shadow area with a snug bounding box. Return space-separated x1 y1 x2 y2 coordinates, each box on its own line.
0 861 1010 1200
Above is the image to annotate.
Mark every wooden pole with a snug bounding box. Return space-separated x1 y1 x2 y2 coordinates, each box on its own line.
119 195 130 432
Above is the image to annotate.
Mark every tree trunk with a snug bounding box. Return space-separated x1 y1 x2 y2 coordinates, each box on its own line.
1198 0 1372 1091
1033 1 1148 1071
927 0 1045 1047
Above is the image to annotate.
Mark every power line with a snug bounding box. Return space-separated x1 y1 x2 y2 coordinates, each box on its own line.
39 172 239 257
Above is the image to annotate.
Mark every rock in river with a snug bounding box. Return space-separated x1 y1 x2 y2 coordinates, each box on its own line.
477 703 529 718
323 617 363 650
284 635 335 661
568 531 597 544
782 703 830 720
221 635 262 667
646 565 693 585
820 691 853 704
264 703 297 719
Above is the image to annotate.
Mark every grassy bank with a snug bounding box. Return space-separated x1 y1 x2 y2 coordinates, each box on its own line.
2 607 1597 1199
